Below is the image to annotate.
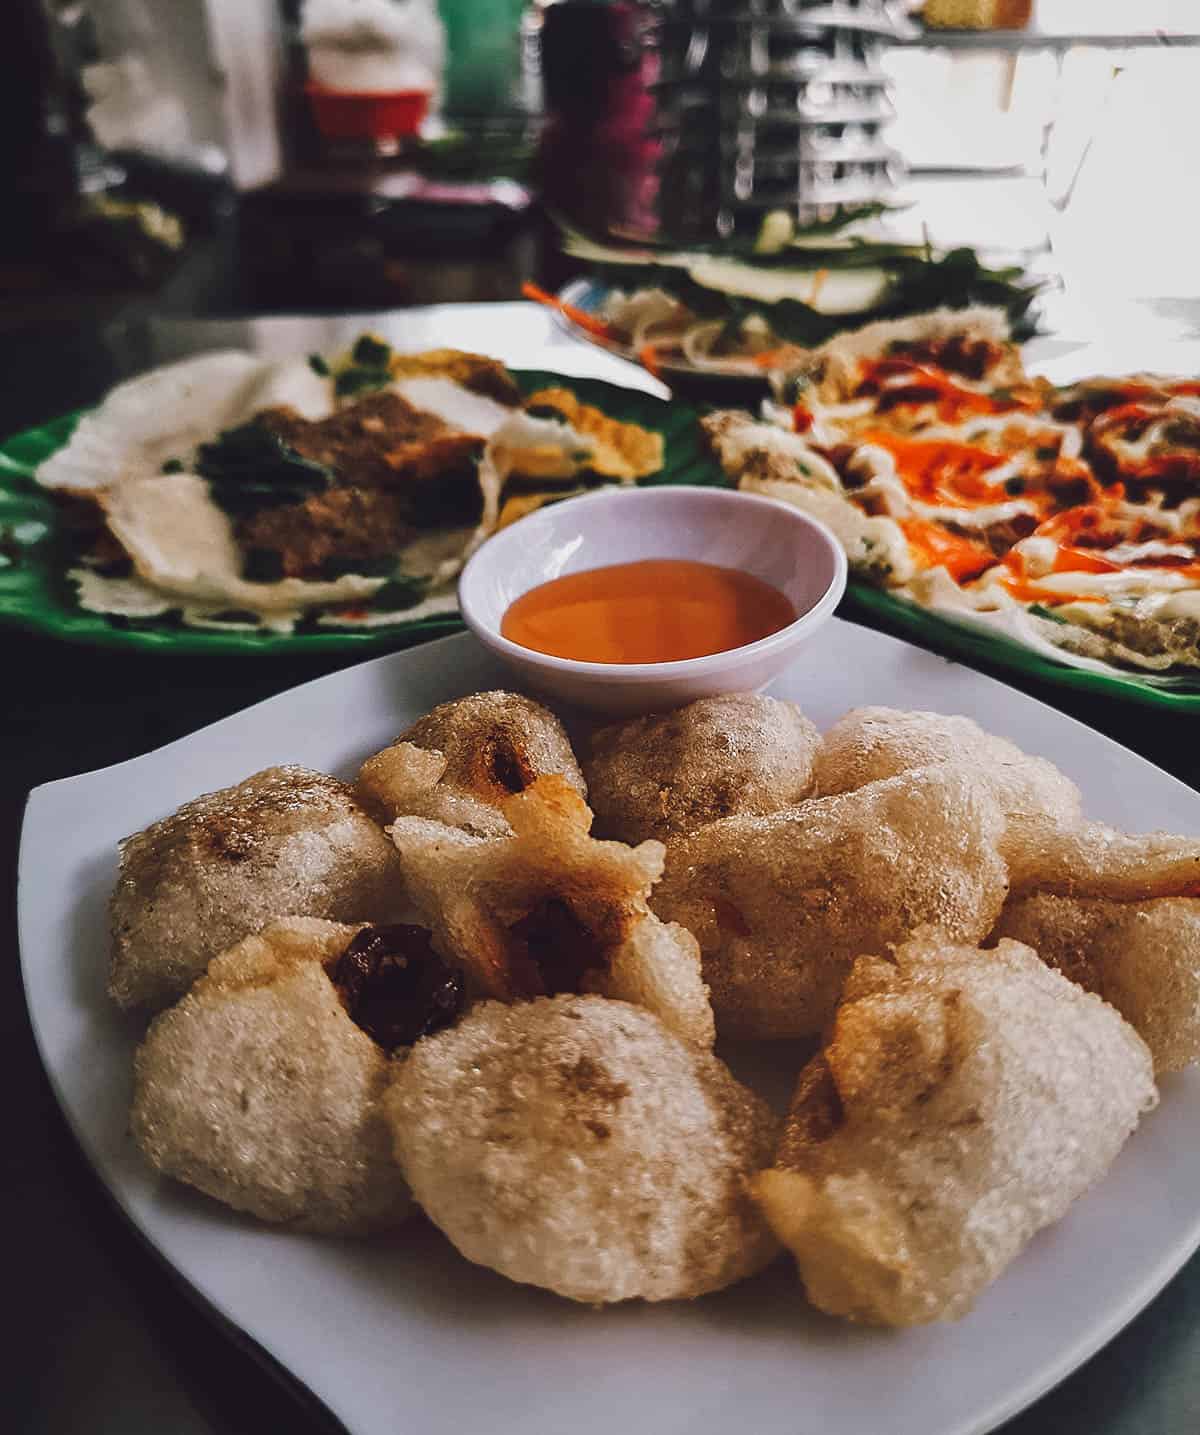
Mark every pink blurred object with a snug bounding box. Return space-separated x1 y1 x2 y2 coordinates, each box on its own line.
305 82 430 141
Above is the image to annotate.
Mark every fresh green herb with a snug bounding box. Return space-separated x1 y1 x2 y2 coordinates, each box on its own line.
161 457 185 473
308 353 330 376
351 335 393 368
335 366 391 399
195 421 334 518
1028 604 1068 625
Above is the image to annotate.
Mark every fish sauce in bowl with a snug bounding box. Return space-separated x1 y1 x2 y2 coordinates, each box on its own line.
500 558 798 665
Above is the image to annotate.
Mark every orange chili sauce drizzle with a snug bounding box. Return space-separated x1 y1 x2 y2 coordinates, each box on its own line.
500 558 798 664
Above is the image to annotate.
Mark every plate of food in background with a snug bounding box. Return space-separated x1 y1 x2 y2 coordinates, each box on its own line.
529 208 1041 397
0 335 717 654
19 619 1200 1435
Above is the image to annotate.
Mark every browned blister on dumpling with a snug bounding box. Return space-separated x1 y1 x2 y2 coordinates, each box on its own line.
752 932 1157 1326
652 764 1009 1039
994 891 1200 1074
356 690 585 835
583 694 821 846
386 994 779 1303
109 765 407 1014
130 917 447 1234
812 706 1082 858
389 774 715 1047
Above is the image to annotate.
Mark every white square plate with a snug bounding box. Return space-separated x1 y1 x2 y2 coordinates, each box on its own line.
19 622 1200 1435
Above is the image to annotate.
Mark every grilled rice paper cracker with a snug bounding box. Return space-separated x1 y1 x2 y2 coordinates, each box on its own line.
752 932 1156 1326
35 351 332 495
783 305 1028 407
131 917 416 1235
389 774 715 1048
811 706 1082 858
521 387 664 481
701 411 915 584
652 764 1008 1040
993 892 1200 1074
356 690 585 836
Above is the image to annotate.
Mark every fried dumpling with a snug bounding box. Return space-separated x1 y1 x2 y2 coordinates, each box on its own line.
131 917 450 1234
753 931 1156 1326
389 774 715 1047
355 689 585 835
386 994 779 1303
994 892 1200 1074
583 694 821 846
811 706 1082 857
653 764 1008 1039
109 765 407 1013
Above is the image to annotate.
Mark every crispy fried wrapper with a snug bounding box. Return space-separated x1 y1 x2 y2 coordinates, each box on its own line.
1005 819 1200 901
994 892 1200 1073
753 931 1157 1326
355 690 585 836
131 917 413 1235
109 765 408 1014
584 694 822 846
386 994 778 1303
389 774 715 1047
812 706 1082 859
652 764 1009 1039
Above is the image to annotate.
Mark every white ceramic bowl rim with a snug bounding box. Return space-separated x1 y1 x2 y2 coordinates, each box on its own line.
458 484 848 682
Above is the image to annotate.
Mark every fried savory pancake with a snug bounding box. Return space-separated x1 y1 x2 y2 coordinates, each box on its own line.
521 387 664 481
109 766 407 1013
387 349 521 405
387 994 779 1303
584 694 821 845
356 690 585 834
131 918 415 1234
811 706 1082 857
753 931 1156 1325
258 394 483 489
653 764 1008 1039
389 774 715 1047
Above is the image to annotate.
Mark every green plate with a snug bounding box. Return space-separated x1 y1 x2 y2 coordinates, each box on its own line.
5 367 1200 708
0 371 722 658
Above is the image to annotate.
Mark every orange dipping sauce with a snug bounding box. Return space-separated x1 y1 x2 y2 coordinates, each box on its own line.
500 558 798 665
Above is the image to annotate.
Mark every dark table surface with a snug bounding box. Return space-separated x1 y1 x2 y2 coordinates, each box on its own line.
7 292 1200 1434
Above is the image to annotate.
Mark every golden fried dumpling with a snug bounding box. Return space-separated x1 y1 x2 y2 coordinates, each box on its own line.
811 706 1082 857
753 931 1156 1326
390 774 715 1047
994 892 1200 1074
386 994 779 1303
583 694 821 846
355 690 585 835
131 917 463 1233
653 764 1008 1039
109 766 407 1013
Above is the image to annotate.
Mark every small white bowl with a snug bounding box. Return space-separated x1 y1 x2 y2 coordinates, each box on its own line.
458 485 847 716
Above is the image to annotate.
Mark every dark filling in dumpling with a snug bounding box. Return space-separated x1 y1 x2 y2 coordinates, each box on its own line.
331 924 465 1051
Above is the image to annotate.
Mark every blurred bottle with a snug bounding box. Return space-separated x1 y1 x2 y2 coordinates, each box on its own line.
439 0 529 118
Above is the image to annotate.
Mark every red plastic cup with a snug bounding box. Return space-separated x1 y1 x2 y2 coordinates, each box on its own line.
305 83 431 141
